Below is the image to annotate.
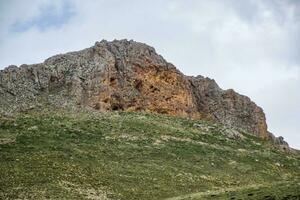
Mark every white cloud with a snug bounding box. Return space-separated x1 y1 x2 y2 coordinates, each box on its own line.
0 0 299 148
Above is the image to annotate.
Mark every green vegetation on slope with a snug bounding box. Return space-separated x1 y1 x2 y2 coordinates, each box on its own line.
0 110 299 199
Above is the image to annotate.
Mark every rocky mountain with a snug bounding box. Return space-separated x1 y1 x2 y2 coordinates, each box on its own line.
0 39 289 150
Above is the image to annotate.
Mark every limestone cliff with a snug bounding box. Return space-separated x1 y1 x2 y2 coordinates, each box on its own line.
0 39 288 148
188 76 269 139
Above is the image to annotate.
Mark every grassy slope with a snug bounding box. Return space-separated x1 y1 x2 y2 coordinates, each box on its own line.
0 110 299 200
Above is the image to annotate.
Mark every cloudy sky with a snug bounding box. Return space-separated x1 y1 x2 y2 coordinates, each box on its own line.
0 0 299 148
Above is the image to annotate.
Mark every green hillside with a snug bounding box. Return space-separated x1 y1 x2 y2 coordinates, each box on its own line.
0 110 299 199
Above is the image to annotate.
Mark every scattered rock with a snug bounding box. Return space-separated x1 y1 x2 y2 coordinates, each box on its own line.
193 123 210 132
0 138 16 144
28 126 38 131
224 128 244 140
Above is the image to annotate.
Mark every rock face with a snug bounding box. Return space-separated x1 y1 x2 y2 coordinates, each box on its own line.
0 39 287 146
188 76 269 139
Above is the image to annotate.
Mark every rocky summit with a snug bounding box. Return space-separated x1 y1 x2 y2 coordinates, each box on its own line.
1 39 299 200
0 39 288 149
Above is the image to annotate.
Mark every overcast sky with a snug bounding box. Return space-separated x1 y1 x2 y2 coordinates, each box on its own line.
0 0 299 148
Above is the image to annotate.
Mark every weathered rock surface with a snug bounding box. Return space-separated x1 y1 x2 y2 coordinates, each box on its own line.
188 76 269 139
0 39 288 147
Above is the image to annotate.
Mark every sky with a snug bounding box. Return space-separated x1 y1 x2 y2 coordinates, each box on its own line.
0 0 299 148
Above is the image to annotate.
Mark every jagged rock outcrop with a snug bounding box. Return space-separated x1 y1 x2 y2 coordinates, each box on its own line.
0 39 288 147
188 76 269 139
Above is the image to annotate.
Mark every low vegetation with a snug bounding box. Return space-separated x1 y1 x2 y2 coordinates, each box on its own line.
0 109 299 199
